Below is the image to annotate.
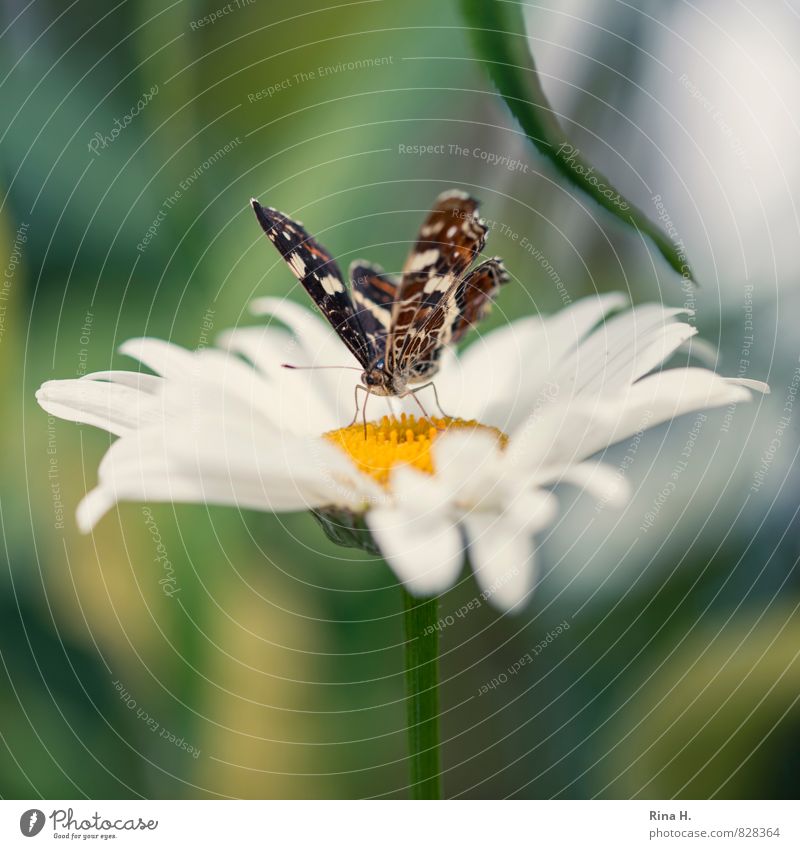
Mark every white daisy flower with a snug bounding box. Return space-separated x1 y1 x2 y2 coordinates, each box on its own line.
36 293 767 610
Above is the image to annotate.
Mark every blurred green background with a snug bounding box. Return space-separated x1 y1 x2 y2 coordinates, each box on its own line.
1 0 798 799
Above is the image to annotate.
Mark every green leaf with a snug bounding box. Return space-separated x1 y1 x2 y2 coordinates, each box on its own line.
460 0 694 283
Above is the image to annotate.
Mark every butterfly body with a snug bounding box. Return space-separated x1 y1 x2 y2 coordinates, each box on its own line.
251 191 509 403
361 358 399 396
361 354 434 397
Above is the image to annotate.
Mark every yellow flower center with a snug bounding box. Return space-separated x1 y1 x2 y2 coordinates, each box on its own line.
324 413 506 486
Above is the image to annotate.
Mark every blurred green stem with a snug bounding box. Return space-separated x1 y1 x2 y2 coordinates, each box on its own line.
402 589 441 799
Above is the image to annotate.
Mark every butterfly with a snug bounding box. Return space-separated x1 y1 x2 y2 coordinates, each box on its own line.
250 190 509 416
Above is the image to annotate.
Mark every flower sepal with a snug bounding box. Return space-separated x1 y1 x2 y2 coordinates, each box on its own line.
311 506 381 555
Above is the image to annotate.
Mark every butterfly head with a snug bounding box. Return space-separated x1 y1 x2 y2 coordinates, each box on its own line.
361 357 405 397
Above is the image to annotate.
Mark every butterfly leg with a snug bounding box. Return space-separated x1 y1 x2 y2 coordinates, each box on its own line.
361 389 372 439
348 384 366 427
405 388 447 431
412 381 452 419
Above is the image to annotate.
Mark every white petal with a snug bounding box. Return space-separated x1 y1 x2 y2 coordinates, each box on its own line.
431 428 506 506
119 340 306 432
224 336 343 434
250 297 345 357
726 377 770 394
218 325 296 378
537 460 631 508
77 488 118 533
598 323 699 391
75 415 379 531
509 368 754 472
537 291 630 362
36 378 163 436
118 337 195 378
196 347 337 431
551 304 693 398
249 296 361 379
608 367 754 440
83 370 163 392
463 514 537 611
367 506 465 596
153 345 339 436
220 322 352 418
388 465 453 514
436 317 540 428
449 293 627 429
167 415 380 509
501 486 560 533
249 297 366 426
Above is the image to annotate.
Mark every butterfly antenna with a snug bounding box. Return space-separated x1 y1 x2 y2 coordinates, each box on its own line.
282 363 362 371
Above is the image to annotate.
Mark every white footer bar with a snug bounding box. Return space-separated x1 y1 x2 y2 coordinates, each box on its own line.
2 799 796 847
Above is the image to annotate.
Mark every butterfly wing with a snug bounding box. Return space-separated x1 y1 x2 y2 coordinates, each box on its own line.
348 260 398 355
397 257 511 382
388 190 489 377
400 190 488 290
251 200 374 368
449 257 510 345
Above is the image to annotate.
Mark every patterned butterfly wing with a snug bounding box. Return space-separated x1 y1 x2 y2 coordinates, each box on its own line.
251 200 374 368
388 190 488 377
399 257 510 382
450 257 510 345
348 260 398 355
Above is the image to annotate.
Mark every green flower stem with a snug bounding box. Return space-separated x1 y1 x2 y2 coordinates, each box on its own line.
401 589 441 799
